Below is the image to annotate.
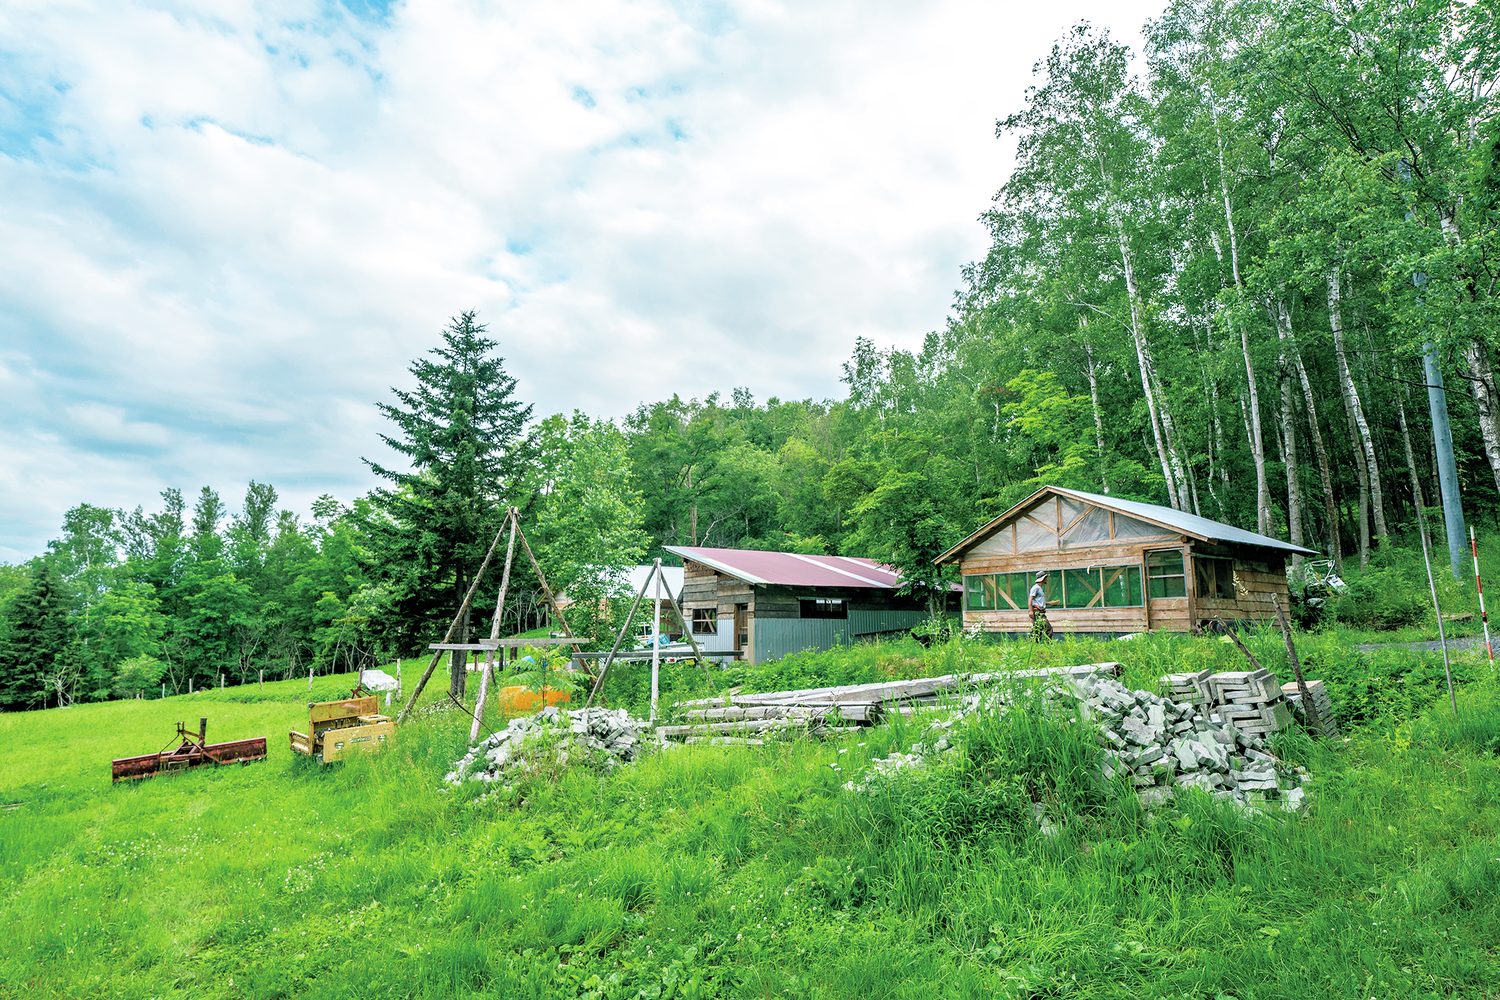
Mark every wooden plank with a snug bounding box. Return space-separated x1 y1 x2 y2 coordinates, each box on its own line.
656 718 811 737
429 637 587 651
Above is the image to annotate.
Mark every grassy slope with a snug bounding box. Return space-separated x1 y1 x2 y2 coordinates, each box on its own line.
2 638 1499 999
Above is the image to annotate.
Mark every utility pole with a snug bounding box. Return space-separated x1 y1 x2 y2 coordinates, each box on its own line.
1403 159 1467 579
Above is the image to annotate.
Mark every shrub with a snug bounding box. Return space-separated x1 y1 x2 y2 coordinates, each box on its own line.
113 655 165 699
1329 565 1427 629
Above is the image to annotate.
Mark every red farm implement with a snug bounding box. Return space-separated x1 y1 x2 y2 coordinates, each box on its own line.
111 717 268 783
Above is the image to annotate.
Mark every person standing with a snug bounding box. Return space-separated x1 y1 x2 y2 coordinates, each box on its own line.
1029 570 1055 642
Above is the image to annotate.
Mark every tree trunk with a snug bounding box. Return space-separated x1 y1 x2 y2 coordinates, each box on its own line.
1325 268 1387 550
1276 308 1304 569
1394 359 1428 521
1462 337 1500 497
1115 223 1189 507
1241 310 1273 533
1084 341 1110 493
1281 299 1340 564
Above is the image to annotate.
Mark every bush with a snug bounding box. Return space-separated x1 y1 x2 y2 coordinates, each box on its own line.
1329 565 1427 629
113 655 165 699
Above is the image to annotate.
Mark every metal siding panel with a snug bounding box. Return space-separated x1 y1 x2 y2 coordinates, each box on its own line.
752 618 852 663
848 609 927 636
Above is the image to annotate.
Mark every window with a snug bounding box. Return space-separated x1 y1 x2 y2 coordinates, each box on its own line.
1063 568 1101 609
1147 550 1187 599
1195 556 1236 600
965 575 989 611
1101 566 1144 608
800 598 848 619
691 608 718 635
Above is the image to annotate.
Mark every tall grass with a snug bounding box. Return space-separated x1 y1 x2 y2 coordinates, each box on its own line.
3 639 1499 998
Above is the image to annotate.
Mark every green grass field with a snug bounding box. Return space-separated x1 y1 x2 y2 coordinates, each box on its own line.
3 635 1499 999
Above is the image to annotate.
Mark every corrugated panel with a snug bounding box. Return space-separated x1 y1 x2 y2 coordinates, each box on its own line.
848 609 928 636
752 619 852 663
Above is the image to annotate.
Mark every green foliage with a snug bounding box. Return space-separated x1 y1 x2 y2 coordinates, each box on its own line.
1329 565 1428 629
0 560 72 710
113 655 165 699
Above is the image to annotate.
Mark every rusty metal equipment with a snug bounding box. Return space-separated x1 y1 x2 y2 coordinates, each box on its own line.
111 717 268 783
289 692 393 764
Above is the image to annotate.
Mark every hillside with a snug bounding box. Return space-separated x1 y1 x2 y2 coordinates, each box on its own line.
3 634 1499 999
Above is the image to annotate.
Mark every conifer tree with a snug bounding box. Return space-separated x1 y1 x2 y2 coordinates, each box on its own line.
364 311 533 694
0 561 73 710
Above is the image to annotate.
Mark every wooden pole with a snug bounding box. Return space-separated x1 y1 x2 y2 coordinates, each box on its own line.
660 580 714 689
396 521 509 724
1210 618 1267 672
1270 594 1323 734
585 564 655 708
514 521 584 676
651 558 662 723
471 511 519 743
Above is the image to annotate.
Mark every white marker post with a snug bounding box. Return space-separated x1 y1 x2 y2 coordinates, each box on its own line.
650 558 663 724
1470 526 1495 674
1419 514 1458 713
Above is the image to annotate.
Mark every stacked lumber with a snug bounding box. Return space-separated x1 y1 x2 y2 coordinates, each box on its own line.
1204 670 1295 737
662 663 1120 743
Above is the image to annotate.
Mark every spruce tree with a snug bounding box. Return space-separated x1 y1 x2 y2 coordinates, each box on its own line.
0 561 73 710
364 311 533 695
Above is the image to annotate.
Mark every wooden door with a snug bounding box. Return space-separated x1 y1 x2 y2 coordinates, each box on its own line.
734 604 749 657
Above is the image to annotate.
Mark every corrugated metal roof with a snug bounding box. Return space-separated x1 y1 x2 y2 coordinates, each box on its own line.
936 486 1319 564
663 546 905 589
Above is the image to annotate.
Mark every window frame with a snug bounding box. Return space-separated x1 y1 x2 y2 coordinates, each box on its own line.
799 597 848 619
1194 556 1237 600
1146 548 1187 600
691 607 718 635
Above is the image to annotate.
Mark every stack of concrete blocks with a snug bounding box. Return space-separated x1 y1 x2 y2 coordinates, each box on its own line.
1204 669 1295 738
1281 679 1337 734
1160 670 1211 708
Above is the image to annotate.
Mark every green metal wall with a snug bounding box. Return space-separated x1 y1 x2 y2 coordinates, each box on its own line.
752 609 928 663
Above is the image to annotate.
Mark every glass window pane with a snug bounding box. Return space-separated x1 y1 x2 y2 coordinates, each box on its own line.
1007 573 1030 609
1147 550 1184 576
966 575 984 611
1063 568 1100 609
983 575 1000 609
1101 565 1144 608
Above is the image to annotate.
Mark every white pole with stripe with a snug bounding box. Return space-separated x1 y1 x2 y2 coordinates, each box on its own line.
1471 526 1495 673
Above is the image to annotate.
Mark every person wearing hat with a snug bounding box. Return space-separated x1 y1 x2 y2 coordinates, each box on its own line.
1028 570 1055 642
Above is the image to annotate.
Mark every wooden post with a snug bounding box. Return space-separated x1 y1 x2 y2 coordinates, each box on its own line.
585 564 656 708
514 521 584 674
471 512 519 743
308 666 313 691
259 669 263 688
161 683 165 700
1270 594 1323 735
651 558 663 723
396 521 508 724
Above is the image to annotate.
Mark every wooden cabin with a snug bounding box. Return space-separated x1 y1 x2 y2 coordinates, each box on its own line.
934 486 1315 636
665 546 936 664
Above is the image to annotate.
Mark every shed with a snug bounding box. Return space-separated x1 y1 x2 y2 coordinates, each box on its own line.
934 486 1316 636
665 546 934 664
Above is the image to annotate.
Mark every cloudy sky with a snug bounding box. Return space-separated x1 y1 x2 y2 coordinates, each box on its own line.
0 0 1156 562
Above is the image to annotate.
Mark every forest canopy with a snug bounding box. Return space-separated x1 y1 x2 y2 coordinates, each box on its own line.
2 0 1498 708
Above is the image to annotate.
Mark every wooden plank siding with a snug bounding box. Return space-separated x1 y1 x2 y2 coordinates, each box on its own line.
949 497 1292 635
675 558 931 663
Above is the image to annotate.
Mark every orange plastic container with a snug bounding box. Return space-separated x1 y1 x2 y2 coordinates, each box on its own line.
496 685 571 714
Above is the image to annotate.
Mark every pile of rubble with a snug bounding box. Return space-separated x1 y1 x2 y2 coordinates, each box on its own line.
849 672 1308 813
445 706 646 786
1282 679 1338 734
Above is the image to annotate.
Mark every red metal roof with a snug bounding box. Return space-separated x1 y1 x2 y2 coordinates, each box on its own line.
663 546 906 589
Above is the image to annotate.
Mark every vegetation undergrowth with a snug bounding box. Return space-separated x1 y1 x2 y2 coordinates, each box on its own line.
4 630 1499 998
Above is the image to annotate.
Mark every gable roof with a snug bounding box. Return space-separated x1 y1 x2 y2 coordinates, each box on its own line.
935 486 1318 565
664 546 906 589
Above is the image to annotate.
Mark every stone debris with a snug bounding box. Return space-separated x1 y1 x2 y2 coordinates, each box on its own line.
1282 679 1339 734
445 706 647 786
848 673 1310 816
1204 669 1296 737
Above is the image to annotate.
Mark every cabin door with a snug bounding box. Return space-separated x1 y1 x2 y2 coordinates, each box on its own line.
1143 547 1188 629
734 604 749 658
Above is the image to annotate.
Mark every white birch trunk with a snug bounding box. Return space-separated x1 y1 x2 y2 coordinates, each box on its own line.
1084 341 1110 493
1326 268 1388 543
1116 220 1181 508
1281 300 1340 562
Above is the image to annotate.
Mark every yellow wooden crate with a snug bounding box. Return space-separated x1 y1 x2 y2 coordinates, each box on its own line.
320 718 394 763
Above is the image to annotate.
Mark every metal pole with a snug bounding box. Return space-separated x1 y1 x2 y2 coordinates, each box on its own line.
1401 158 1466 579
1418 508 1459 713
650 559 662 724
1473 526 1495 673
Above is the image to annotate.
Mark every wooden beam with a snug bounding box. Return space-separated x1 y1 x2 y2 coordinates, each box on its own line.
395 521 507 725
471 513 518 743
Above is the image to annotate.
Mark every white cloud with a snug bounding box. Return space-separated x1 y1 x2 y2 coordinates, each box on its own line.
0 0 1157 558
